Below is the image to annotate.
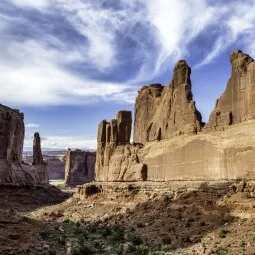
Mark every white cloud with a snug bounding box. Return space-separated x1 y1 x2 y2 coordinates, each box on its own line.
24 134 96 150
25 123 40 128
10 0 49 9
0 39 129 106
1 0 255 107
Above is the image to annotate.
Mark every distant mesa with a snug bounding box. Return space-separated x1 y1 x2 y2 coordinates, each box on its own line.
95 50 255 182
64 148 96 187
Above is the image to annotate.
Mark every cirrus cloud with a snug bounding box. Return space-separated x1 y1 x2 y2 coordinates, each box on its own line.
1 0 255 107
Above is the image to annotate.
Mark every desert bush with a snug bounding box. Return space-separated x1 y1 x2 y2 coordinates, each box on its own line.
128 233 143 245
218 229 228 238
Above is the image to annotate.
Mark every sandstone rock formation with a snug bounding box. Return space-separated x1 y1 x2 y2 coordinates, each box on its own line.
65 149 96 186
33 132 44 165
0 104 48 185
95 51 255 182
134 60 203 145
95 111 147 181
206 50 255 130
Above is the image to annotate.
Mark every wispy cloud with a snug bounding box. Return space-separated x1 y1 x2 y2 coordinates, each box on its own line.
25 123 40 128
24 134 96 150
1 0 255 107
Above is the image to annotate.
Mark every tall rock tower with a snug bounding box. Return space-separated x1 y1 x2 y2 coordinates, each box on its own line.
33 132 44 165
206 50 255 130
134 60 203 145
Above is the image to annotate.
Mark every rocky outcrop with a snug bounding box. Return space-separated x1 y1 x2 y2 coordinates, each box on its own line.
95 51 255 182
33 132 44 165
206 50 255 130
95 111 147 181
0 104 48 185
65 149 96 186
134 60 203 145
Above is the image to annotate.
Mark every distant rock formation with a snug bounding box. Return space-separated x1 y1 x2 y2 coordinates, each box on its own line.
134 60 203 145
95 111 146 181
206 50 255 130
65 149 96 186
33 132 44 165
0 104 48 185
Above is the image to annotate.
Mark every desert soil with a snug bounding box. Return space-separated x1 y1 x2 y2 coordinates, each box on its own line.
1 180 255 255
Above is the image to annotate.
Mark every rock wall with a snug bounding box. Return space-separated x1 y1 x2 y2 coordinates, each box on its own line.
0 104 48 185
141 121 255 180
206 50 255 130
95 50 255 182
65 149 96 186
95 111 147 181
134 60 203 145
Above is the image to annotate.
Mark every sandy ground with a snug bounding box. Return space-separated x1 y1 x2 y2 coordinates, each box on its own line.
1 180 255 254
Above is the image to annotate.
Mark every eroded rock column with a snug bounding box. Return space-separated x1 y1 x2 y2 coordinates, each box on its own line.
33 132 44 165
206 50 255 130
134 60 203 145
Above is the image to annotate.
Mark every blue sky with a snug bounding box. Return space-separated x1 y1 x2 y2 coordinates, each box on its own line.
1 0 255 150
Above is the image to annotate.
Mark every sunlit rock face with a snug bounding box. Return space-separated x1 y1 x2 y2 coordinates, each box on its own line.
0 104 48 185
95 51 255 182
95 111 146 182
206 50 255 130
134 60 203 145
64 149 96 186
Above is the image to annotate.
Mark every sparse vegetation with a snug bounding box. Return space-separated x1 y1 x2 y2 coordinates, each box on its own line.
218 229 228 238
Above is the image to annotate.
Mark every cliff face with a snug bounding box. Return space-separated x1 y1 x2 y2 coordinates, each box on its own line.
64 149 96 186
134 60 202 145
206 50 255 130
95 50 255 182
0 104 48 185
0 104 24 163
95 111 146 181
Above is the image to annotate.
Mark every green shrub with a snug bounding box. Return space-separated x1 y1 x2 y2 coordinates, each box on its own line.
128 233 143 245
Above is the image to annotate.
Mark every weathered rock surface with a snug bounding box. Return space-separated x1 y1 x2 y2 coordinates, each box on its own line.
140 120 255 180
95 51 255 182
134 60 203 145
33 132 44 165
206 50 255 130
0 104 48 185
65 149 96 186
95 111 147 181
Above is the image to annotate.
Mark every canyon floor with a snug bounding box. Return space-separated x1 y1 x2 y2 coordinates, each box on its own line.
1 181 255 255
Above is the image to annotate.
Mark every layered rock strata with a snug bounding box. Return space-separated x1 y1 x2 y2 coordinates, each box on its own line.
0 104 48 185
95 51 255 181
65 149 96 186
95 111 147 181
206 50 255 130
134 60 203 145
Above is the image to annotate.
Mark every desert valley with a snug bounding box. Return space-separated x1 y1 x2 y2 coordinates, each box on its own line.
1 50 255 254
